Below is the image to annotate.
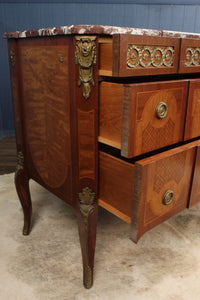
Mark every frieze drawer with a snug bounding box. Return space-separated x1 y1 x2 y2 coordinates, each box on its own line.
99 34 180 77
179 38 200 73
99 80 188 158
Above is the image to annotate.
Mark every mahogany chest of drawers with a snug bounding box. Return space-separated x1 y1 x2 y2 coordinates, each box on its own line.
4 25 200 288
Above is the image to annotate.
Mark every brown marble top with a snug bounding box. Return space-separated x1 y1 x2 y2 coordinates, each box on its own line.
4 24 200 39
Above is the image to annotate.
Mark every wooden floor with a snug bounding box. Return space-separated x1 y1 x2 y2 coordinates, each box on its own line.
0 136 17 175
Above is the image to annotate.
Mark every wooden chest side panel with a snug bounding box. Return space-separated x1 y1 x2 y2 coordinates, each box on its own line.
122 80 188 158
185 80 200 140
99 82 123 149
19 37 72 201
99 151 134 223
7 40 24 152
131 144 196 243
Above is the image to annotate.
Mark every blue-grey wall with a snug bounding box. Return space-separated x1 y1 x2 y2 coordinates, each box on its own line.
1 0 200 137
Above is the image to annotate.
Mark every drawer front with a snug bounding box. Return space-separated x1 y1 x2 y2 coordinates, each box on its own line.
99 34 180 77
131 143 196 243
122 80 188 158
179 38 200 73
184 80 200 140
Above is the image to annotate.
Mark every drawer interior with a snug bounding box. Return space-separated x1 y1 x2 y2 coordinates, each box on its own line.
99 151 134 224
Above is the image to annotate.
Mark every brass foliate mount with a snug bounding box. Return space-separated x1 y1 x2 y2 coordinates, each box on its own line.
15 151 24 180
75 36 97 100
9 48 15 67
79 187 95 224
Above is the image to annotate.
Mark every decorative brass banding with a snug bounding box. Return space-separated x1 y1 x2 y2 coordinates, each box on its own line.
185 47 194 66
9 48 15 67
75 36 97 100
152 47 163 67
127 45 174 69
163 190 174 205
156 102 168 119
127 45 140 68
140 46 152 68
163 47 174 67
192 48 200 66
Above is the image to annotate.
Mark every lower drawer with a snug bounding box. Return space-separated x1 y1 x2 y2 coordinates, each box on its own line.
99 141 198 243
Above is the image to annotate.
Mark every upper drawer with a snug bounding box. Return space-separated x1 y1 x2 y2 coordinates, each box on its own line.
99 34 180 77
99 80 188 158
179 38 200 73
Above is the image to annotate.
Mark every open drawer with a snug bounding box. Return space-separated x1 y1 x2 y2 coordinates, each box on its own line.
99 34 180 77
99 141 199 243
99 80 188 158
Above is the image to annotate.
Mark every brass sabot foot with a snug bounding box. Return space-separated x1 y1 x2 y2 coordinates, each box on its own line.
84 265 92 289
23 220 30 235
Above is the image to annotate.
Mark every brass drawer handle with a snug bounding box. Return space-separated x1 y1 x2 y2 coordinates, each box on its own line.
163 190 174 205
156 102 168 119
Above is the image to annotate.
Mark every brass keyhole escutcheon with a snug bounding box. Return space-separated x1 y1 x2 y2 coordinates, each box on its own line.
9 48 15 67
59 54 64 63
24 53 28 61
163 190 174 205
156 102 168 119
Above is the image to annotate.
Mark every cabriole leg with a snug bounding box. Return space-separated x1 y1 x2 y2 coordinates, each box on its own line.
15 151 32 235
77 187 98 289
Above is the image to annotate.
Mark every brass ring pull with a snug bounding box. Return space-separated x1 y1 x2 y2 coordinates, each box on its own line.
163 190 174 205
156 102 168 119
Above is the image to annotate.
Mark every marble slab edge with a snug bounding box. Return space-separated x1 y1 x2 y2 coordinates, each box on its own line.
4 24 200 39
